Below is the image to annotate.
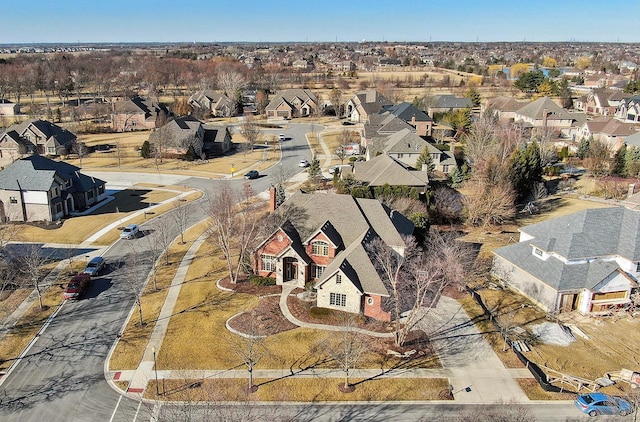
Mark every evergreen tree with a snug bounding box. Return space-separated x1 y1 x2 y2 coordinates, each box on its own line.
612 144 627 176
140 140 151 158
415 146 435 172
511 141 543 203
449 167 465 188
463 87 481 107
307 155 322 184
577 136 592 159
625 146 640 178
275 184 286 207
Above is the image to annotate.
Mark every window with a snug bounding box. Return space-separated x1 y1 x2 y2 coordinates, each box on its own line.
9 197 17 204
366 297 374 306
51 187 59 197
56 203 62 213
261 254 275 272
87 190 94 199
47 147 56 154
336 274 342 284
330 292 347 307
311 264 325 279
311 241 329 256
397 153 404 158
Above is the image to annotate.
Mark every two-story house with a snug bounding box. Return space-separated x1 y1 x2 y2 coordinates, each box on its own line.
615 96 640 123
0 119 76 159
253 191 414 321
265 89 318 119
492 207 639 314
345 90 393 123
112 96 171 132
187 90 235 118
147 117 232 158
0 155 106 222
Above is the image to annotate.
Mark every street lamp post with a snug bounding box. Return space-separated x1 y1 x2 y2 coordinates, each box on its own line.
152 346 159 396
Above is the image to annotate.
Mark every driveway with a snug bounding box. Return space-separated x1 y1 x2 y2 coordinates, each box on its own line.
420 295 530 403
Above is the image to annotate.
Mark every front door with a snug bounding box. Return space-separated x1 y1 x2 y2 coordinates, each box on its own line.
283 257 298 282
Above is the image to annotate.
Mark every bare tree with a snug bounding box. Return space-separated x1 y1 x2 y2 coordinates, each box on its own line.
124 243 145 326
17 244 52 309
239 114 261 153
171 199 192 245
228 319 267 393
368 230 470 347
206 183 262 283
323 315 368 392
463 176 516 227
335 129 357 165
155 216 176 266
217 70 247 112
72 141 90 167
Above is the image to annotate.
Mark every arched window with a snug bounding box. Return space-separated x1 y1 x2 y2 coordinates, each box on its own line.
311 241 329 256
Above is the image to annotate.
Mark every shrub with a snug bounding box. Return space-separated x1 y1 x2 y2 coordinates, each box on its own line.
140 140 151 158
249 275 276 286
309 306 331 319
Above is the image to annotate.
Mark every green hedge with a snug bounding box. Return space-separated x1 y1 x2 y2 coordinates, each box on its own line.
249 276 276 286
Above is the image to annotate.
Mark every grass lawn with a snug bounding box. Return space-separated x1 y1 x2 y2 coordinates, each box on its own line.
146 377 451 402
0 282 67 372
10 188 196 245
108 220 210 370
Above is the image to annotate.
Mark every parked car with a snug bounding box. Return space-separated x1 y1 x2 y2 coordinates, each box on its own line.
299 159 310 168
244 170 259 179
120 224 139 239
83 256 105 277
63 273 92 300
278 133 286 141
575 393 633 417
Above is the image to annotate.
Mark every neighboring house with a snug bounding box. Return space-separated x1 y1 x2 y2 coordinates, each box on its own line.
265 89 318 119
201 124 232 156
577 117 638 150
345 90 393 123
367 128 455 172
112 96 171 132
148 116 204 157
513 96 575 132
292 59 314 70
187 90 235 117
351 153 429 188
624 130 640 148
492 207 640 315
428 95 473 117
615 96 640 123
0 99 20 116
362 112 414 149
0 155 106 222
253 191 414 321
382 102 433 137
584 89 630 117
484 96 526 121
0 119 76 158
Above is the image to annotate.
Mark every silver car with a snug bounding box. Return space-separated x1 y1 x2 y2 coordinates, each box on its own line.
83 256 105 277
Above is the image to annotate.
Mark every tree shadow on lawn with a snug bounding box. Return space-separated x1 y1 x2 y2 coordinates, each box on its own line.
88 189 155 215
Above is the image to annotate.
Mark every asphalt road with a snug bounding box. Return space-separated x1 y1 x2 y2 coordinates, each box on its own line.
0 123 593 421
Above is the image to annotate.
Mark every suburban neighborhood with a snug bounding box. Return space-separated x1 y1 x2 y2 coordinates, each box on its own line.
1 6 640 420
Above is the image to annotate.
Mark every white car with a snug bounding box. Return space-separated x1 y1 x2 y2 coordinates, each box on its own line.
278 133 286 141
120 224 139 239
298 159 310 168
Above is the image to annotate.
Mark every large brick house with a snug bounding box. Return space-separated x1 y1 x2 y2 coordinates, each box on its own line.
253 191 414 321
112 96 171 132
0 119 76 160
265 89 319 119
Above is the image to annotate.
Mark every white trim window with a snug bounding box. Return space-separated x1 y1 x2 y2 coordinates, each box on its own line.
261 254 275 272
311 241 329 256
330 292 347 307
311 264 325 279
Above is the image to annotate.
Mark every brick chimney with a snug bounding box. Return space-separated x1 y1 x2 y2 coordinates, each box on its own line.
269 185 276 212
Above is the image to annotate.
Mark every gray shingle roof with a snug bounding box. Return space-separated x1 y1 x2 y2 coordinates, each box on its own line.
383 128 429 154
352 153 429 187
432 95 472 109
383 102 433 122
0 155 104 192
515 96 574 121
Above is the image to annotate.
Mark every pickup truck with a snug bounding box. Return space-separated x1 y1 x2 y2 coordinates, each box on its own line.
63 273 91 300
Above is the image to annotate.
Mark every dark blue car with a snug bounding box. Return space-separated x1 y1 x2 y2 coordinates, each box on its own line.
575 393 632 417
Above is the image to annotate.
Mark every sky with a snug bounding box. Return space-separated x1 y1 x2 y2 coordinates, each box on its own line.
3 0 639 44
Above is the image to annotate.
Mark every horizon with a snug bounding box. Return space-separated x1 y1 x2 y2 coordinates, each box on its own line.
3 0 639 44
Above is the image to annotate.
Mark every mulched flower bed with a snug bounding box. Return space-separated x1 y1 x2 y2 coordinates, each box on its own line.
218 276 282 296
227 296 297 336
286 294 394 334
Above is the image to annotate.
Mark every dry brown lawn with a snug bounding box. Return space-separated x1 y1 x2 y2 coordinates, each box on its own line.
108 220 210 370
11 188 193 245
146 377 451 402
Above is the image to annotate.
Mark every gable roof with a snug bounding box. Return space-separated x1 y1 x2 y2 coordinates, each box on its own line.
0 155 104 192
352 153 429 187
515 96 574 121
149 116 202 147
3 119 76 147
265 89 318 111
485 96 526 113
625 130 640 148
351 90 393 116
383 128 429 154
383 102 433 123
432 95 472 109
363 112 414 138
